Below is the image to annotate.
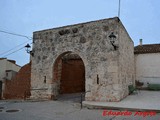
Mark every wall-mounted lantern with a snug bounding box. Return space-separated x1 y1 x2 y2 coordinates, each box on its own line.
25 44 34 56
109 32 118 50
25 44 31 53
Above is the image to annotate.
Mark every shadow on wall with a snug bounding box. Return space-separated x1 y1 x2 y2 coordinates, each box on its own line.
3 62 31 99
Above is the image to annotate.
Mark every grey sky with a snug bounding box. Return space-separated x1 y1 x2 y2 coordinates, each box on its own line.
0 0 159 66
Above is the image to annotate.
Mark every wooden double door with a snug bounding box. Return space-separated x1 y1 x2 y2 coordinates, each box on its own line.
60 59 85 94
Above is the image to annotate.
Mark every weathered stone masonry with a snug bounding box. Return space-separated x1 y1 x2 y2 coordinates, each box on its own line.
31 17 135 102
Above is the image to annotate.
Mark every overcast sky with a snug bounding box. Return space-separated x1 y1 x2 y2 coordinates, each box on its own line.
0 0 160 66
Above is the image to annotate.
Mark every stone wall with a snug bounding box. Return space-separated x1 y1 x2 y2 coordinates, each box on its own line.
31 17 134 101
117 23 135 100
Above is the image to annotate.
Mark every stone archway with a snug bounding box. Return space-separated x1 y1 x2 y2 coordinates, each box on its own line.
53 52 85 96
31 17 135 102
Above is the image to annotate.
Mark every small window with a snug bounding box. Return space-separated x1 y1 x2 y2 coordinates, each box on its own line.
44 76 46 83
97 74 99 84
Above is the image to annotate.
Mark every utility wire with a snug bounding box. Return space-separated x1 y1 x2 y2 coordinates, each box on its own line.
2 42 32 57
0 29 33 57
0 30 32 40
0 40 31 56
3 46 25 57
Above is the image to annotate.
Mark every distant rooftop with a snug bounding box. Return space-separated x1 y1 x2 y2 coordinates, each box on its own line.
134 44 160 54
0 58 6 60
0 58 21 67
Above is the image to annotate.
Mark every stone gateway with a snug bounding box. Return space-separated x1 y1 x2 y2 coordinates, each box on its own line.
31 17 135 102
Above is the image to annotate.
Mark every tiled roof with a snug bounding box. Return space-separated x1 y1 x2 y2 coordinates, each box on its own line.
134 44 160 54
0 58 6 60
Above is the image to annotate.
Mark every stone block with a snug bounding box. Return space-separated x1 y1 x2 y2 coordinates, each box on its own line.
108 66 118 72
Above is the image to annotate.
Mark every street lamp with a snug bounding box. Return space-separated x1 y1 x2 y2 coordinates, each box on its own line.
25 44 31 53
25 43 34 57
109 32 118 50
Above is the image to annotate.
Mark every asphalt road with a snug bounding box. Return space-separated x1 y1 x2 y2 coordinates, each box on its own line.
0 100 160 120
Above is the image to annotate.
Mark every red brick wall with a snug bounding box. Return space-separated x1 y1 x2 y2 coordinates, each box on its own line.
53 59 62 82
3 62 31 99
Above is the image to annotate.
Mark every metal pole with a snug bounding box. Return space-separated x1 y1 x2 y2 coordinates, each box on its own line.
118 0 121 18
80 93 83 109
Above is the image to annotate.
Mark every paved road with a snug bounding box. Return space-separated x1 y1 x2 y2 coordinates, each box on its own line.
0 100 160 120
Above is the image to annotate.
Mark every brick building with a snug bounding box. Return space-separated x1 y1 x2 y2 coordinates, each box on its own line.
0 58 21 99
3 62 31 99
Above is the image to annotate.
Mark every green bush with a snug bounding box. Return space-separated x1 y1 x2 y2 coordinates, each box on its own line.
148 84 160 91
128 85 137 94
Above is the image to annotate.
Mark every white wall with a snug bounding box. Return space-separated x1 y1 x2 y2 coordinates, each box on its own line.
6 60 20 74
0 59 21 81
0 59 7 81
0 58 21 98
6 71 17 80
135 53 160 86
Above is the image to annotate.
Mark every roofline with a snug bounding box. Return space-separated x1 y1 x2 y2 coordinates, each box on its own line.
0 58 21 67
135 43 160 47
33 17 119 33
134 43 160 54
0 58 7 60
134 51 160 54
117 18 134 44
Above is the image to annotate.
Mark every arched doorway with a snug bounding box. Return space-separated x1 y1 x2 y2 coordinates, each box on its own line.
53 52 85 96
